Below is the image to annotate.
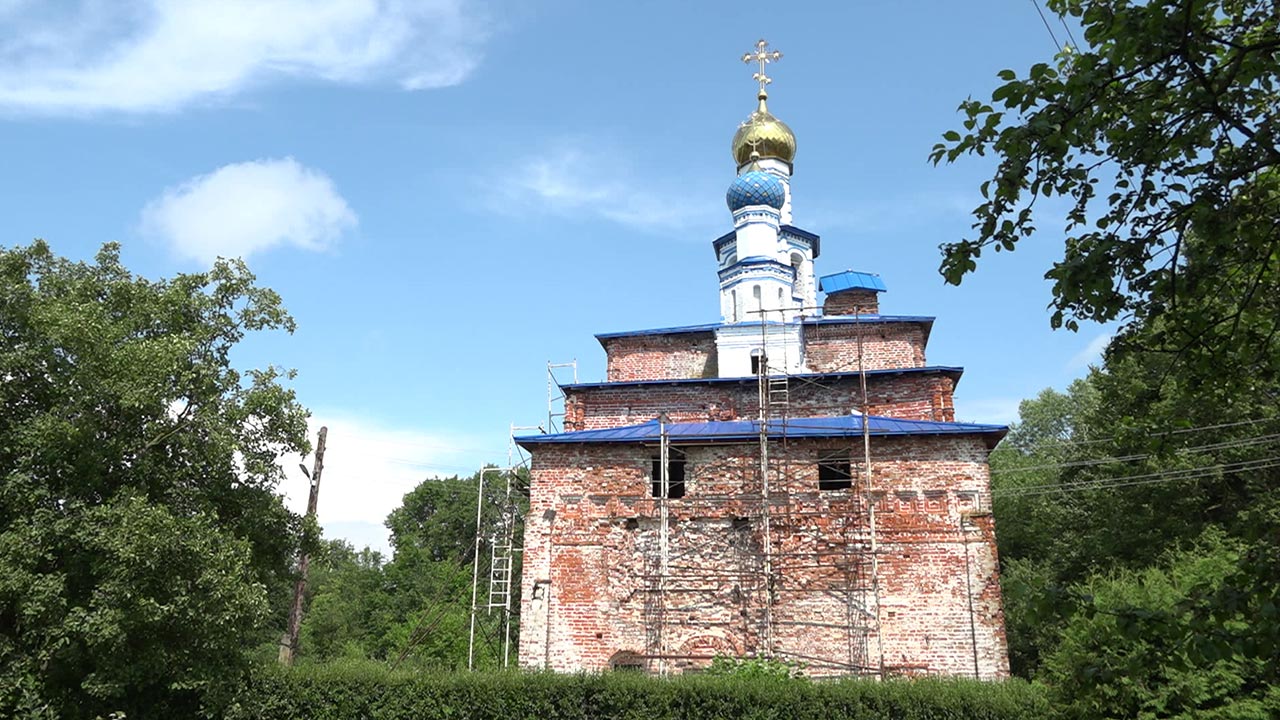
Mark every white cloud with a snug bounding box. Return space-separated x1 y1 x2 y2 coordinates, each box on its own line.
279 413 496 557
491 143 716 232
1067 332 1112 371
0 0 487 114
140 157 356 263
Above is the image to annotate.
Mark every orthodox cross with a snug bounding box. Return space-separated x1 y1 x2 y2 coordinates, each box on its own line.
742 39 783 93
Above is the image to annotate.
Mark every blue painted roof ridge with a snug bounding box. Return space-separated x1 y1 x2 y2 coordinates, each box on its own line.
515 413 1007 447
561 365 965 390
819 270 889 294
595 316 936 341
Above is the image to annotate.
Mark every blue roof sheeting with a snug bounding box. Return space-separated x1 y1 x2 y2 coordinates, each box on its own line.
515 414 1006 449
819 270 888 294
595 315 934 342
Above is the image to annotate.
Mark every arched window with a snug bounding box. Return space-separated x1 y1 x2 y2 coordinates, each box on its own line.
790 253 804 295
752 285 762 313
610 651 646 672
730 289 738 322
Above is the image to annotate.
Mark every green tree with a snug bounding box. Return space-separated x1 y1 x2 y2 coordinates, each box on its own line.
298 469 528 669
931 0 1279 376
0 241 309 718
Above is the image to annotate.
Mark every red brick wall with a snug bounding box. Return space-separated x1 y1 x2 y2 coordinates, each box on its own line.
804 323 927 373
603 333 718 382
518 436 1009 679
823 289 880 316
564 373 957 431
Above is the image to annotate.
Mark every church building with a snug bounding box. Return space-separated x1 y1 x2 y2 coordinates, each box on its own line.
515 41 1010 679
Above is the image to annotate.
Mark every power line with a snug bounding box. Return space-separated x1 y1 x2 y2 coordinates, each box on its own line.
992 431 1280 475
994 455 1280 498
997 416 1280 454
1058 9 1080 50
1030 0 1063 53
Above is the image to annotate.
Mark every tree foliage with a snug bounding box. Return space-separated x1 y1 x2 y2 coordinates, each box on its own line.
0 241 309 718
990 342 1280 715
932 0 1279 375
298 469 528 670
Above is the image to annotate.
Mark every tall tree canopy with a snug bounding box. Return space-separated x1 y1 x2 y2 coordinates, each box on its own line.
989 342 1280 716
932 0 1279 376
0 241 309 718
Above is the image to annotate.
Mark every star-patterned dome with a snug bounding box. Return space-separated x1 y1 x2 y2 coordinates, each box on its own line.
726 168 785 212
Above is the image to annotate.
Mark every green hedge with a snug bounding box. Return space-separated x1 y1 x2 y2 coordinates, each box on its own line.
226 662 1051 720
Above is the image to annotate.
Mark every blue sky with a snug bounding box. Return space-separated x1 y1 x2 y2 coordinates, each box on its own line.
0 0 1106 554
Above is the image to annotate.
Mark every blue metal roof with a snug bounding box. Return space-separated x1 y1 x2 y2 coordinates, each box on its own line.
595 322 727 340
515 414 1006 448
819 270 888 294
802 315 933 326
561 365 964 391
595 315 934 342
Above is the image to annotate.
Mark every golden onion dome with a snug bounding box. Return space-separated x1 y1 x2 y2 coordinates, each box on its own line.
731 91 796 167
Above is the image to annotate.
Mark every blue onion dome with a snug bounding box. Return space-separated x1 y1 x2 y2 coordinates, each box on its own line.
726 168 785 212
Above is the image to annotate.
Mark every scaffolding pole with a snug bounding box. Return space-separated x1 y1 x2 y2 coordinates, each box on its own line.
855 305 885 677
547 360 578 433
657 414 670 675
757 315 775 657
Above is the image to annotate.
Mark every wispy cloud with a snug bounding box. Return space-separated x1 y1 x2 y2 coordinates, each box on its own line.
954 396 1023 425
0 0 488 114
279 413 495 556
140 157 357 264
1067 332 1112 372
488 142 718 232
808 189 978 234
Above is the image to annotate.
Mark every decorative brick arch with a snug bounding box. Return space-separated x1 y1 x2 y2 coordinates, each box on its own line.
673 631 744 671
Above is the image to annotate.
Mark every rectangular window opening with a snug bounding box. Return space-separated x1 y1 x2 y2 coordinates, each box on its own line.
651 447 687 499
818 452 853 491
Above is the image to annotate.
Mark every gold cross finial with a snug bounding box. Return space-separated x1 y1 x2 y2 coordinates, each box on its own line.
742 38 782 95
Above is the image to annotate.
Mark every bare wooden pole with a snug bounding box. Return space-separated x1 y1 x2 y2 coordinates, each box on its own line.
279 426 328 666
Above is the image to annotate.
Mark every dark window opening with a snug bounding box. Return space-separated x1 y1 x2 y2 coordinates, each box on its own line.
750 349 765 376
818 452 852 491
610 651 646 672
651 448 687 499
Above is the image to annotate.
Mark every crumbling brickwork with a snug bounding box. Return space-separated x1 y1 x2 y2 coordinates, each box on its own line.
563 372 957 431
804 322 928 373
518 436 1009 678
823 289 880 316
604 333 718 382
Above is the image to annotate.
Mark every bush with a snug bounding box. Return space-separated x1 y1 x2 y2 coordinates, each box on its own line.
226 661 1050 720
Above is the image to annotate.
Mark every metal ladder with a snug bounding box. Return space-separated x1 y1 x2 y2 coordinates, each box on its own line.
483 504 514 604
767 376 790 413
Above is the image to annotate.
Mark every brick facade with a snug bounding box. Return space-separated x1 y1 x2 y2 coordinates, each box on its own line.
518 436 1008 678
564 371 957 431
803 322 928 373
823 288 880 316
604 333 718 382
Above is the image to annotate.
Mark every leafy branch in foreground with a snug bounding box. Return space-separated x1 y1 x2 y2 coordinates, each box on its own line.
932 0 1279 377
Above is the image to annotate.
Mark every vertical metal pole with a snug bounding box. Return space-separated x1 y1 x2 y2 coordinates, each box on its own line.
658 415 670 675
500 468 515 668
856 306 884 676
757 315 774 657
961 516 981 679
467 469 487 670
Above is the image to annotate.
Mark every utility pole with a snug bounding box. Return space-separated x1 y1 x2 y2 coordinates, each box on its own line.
279 426 328 666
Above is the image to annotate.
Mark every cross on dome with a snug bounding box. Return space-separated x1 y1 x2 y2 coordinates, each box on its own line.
742 39 783 94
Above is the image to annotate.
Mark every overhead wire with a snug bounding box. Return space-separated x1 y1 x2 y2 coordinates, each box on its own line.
992 431 1280 475
994 455 1280 498
1030 0 1064 53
